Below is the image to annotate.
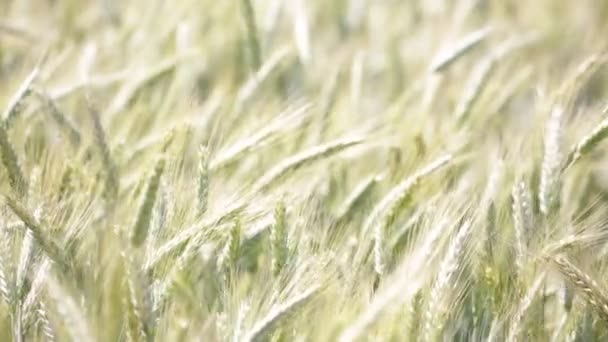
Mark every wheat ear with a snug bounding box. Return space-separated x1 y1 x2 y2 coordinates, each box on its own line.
86 99 119 201
511 178 533 275
198 145 209 216
3 66 39 128
242 285 320 342
3 195 70 272
270 200 288 276
551 255 608 322
424 220 473 341
367 154 452 276
131 157 165 247
563 111 608 171
430 26 493 73
0 125 28 195
251 136 364 192
539 106 563 216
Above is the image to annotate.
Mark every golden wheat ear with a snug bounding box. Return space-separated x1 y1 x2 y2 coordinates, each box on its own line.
551 255 608 322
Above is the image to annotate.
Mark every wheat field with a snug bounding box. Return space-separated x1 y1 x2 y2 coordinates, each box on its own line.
2 1 608 341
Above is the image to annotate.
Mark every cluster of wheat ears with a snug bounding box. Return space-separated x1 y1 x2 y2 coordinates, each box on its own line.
2 0 608 341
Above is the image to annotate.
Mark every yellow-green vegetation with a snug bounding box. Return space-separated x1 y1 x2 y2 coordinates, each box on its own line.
3 1 608 341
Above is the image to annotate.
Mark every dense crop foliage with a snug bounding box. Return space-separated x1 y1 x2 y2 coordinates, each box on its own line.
2 1 608 340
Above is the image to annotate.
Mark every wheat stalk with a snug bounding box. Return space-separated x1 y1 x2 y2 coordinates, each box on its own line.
317 69 342 143
240 0 262 71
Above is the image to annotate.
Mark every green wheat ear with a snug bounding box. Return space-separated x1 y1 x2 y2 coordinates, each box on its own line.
86 99 119 204
198 145 209 216
0 125 28 196
217 215 242 284
3 195 70 273
271 200 288 276
131 157 166 247
563 110 608 171
2 66 38 129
